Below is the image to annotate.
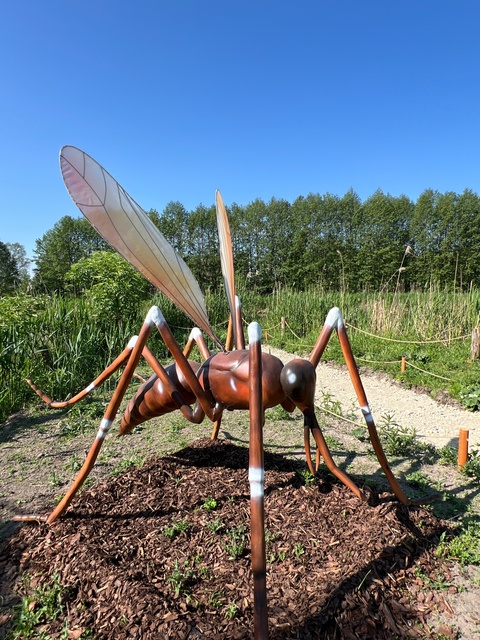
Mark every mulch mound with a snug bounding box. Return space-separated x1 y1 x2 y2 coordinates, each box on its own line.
0 439 456 639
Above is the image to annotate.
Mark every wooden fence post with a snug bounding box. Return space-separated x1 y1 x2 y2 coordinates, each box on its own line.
471 326 480 360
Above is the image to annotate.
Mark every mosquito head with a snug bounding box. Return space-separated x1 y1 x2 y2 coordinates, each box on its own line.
280 358 316 413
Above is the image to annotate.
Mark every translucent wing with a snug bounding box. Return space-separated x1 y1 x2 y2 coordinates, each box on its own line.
60 146 221 346
215 190 237 343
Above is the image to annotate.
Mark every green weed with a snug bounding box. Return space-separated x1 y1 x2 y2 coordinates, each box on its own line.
437 518 480 565
205 517 225 533
202 497 217 511
109 453 145 477
461 449 480 480
208 589 224 609
167 560 196 596
10 572 68 639
64 453 83 474
162 517 190 540
224 603 239 619
222 526 246 559
458 385 480 411
438 445 458 466
48 470 63 488
377 414 436 461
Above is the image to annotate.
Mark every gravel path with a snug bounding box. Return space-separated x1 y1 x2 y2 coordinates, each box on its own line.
265 347 480 450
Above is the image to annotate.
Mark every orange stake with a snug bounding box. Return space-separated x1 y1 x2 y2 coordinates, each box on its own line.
458 429 469 468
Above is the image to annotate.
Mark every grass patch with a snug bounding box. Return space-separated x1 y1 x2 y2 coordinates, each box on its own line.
10 572 69 639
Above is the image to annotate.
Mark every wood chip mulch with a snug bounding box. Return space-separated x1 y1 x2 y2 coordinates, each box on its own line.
0 439 457 639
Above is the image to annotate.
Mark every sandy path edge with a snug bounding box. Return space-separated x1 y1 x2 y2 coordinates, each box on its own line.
264 346 479 449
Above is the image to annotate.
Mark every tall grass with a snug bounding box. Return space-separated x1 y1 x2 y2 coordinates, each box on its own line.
1 286 479 422
234 286 480 401
0 294 146 422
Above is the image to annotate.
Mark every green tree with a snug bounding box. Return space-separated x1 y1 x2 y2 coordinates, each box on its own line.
66 251 151 320
410 190 458 288
184 203 221 291
356 191 413 291
6 242 30 288
153 203 189 255
0 241 20 294
33 216 109 292
454 189 480 287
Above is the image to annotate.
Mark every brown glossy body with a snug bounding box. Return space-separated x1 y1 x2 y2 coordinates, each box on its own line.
197 350 287 411
120 361 200 433
120 350 295 433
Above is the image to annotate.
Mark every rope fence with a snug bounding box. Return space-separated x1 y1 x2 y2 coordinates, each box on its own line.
259 315 469 382
345 323 470 345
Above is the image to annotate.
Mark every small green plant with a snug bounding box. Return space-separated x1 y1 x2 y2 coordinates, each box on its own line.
224 603 239 619
48 470 63 488
110 453 145 477
64 453 83 473
208 589 224 609
461 449 480 480
265 528 280 545
413 566 453 591
405 470 430 488
293 542 305 558
437 518 480 565
167 560 196 596
168 416 186 438
296 468 316 487
162 517 190 540
202 497 217 511
10 572 67 639
377 414 436 461
277 551 286 562
265 405 295 421
438 445 458 465
458 385 480 411
59 400 104 439
319 391 344 417
223 526 246 559
352 426 366 440
205 517 225 533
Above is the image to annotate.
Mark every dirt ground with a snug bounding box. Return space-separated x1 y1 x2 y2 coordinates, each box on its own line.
1 354 479 638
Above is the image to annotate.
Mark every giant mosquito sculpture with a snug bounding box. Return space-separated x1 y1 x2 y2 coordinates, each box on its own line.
16 146 420 639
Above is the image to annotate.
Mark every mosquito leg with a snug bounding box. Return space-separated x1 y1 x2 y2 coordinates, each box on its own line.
148 307 221 422
183 327 212 360
333 312 412 504
304 424 315 475
26 337 138 408
225 315 235 352
235 296 246 350
210 414 223 440
183 326 225 437
303 423 323 475
248 322 268 639
305 409 365 501
13 319 155 524
308 307 338 368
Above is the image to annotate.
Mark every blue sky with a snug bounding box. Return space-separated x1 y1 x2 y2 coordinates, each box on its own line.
1 1 480 264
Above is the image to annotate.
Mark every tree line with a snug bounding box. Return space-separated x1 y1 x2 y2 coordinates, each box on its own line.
2 187 480 297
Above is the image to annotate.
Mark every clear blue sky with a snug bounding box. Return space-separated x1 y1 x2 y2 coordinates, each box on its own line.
1 1 479 263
